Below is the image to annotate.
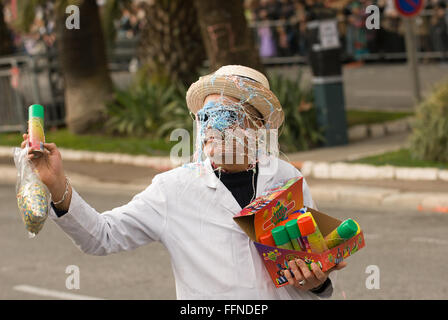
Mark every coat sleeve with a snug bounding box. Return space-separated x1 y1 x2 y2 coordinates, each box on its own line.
49 174 168 256
301 176 316 210
292 167 316 210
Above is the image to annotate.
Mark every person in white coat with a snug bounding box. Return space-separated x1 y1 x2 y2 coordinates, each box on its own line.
21 65 346 299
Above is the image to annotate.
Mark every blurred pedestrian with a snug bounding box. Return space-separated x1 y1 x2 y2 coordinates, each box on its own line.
430 1 448 61
351 1 369 60
295 1 308 56
258 23 278 57
257 3 278 57
276 25 290 56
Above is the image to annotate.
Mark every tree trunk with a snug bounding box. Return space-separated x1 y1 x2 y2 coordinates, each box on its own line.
0 1 14 55
55 0 113 134
193 0 264 73
138 0 206 86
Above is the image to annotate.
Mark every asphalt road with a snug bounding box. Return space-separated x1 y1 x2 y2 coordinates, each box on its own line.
269 63 448 111
1 183 447 300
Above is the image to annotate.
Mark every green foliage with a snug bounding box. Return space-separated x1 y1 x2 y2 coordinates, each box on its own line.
105 73 192 140
346 110 414 128
0 129 174 155
14 0 44 32
409 80 448 162
351 149 448 169
268 72 324 152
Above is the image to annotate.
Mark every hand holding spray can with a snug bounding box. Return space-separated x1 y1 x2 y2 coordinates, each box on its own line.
28 104 45 157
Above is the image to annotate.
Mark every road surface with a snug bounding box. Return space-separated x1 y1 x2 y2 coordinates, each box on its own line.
1 183 446 300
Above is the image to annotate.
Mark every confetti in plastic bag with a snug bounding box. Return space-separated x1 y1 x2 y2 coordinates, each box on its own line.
13 147 50 238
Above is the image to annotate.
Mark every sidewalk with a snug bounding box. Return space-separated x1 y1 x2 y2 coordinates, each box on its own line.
1 133 447 213
283 131 410 163
284 132 448 183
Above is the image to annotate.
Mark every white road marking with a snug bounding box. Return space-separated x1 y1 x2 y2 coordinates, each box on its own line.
411 237 448 246
13 285 105 300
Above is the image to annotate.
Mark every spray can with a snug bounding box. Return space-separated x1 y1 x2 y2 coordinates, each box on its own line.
271 225 294 250
285 219 305 251
259 232 276 247
324 219 359 249
28 104 45 157
297 215 328 253
353 219 361 235
297 212 320 252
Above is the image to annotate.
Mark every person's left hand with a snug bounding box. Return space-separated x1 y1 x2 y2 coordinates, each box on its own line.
284 259 347 291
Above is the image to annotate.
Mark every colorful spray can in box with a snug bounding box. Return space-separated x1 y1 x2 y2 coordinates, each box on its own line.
259 232 276 247
297 214 328 253
285 219 305 251
325 219 359 249
354 220 361 236
271 225 293 250
28 104 45 157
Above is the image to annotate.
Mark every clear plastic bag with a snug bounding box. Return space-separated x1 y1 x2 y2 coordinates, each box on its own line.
13 147 50 238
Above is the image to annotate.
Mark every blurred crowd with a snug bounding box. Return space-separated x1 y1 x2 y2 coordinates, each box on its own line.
2 0 448 62
2 2 56 55
2 0 146 56
114 2 146 40
245 0 448 61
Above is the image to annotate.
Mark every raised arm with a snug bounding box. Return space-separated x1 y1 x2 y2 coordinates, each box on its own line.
49 177 167 255
21 134 167 255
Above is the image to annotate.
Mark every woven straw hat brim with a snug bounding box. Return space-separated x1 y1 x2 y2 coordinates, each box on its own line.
186 74 284 129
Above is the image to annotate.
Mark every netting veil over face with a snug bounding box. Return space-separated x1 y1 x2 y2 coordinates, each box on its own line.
186 65 284 169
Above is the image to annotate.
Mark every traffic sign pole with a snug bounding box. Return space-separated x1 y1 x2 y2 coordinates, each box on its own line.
404 17 422 104
394 0 425 105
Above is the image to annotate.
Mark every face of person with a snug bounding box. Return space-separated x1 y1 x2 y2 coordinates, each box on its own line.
198 94 263 166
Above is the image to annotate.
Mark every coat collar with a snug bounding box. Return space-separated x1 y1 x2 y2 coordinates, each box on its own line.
201 155 276 214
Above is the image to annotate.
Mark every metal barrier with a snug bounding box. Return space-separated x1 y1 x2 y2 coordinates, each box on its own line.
0 53 65 133
0 36 140 133
0 66 26 132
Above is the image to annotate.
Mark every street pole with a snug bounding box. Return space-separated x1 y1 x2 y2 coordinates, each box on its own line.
403 17 422 104
306 6 348 147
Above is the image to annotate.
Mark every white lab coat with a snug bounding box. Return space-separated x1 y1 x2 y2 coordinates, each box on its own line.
50 155 333 299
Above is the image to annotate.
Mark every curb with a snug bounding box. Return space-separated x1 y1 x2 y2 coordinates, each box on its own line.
290 161 448 182
347 116 413 142
0 146 177 172
1 164 446 214
309 183 448 213
310 185 448 213
2 144 447 182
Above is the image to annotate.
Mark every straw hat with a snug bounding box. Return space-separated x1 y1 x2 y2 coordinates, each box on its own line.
186 65 284 129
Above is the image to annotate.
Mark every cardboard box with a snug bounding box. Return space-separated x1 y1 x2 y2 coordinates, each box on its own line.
234 177 366 288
